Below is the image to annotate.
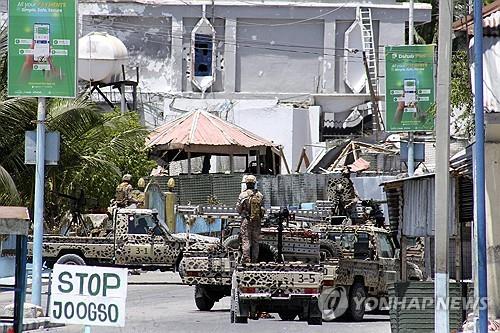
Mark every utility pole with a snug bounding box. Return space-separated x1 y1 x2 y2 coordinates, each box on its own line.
407 0 415 176
473 0 487 330
32 97 46 306
434 0 453 331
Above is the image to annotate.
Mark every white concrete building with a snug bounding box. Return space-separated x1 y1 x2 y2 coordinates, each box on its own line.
0 0 432 172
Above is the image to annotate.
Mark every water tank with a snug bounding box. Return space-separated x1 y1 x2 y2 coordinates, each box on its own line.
78 32 128 84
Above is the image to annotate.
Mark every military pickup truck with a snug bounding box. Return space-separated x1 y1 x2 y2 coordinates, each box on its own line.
178 212 336 311
230 262 323 325
28 208 218 270
316 224 423 322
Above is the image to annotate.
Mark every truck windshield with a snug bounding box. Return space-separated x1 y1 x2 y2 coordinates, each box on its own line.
128 214 158 235
327 232 369 251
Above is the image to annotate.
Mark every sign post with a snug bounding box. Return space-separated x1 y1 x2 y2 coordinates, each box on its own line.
50 265 128 328
384 45 435 133
8 0 77 305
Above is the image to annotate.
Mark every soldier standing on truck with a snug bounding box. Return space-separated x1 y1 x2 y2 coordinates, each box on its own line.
115 174 137 208
131 177 146 208
236 175 264 263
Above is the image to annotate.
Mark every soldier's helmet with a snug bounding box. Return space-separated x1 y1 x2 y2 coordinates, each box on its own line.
244 175 257 183
122 174 132 182
167 178 175 189
137 177 146 189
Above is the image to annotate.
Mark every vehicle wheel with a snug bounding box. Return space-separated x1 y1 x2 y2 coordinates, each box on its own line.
195 285 215 311
278 311 297 321
234 315 248 324
307 315 322 325
319 239 343 261
258 243 279 262
346 282 366 321
222 235 240 250
56 253 86 266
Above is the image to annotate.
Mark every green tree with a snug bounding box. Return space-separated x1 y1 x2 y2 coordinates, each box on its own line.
0 27 156 225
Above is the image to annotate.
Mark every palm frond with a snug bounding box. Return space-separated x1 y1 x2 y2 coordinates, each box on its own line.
0 165 21 205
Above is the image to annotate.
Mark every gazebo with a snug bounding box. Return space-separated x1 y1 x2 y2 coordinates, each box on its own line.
146 110 286 175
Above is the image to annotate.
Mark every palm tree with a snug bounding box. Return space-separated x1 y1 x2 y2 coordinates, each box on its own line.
0 27 155 228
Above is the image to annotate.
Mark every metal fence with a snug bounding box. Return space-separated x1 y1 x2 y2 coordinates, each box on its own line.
147 173 335 208
147 173 393 209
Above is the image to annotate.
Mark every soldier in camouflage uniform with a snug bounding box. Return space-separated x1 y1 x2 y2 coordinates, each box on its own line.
131 177 146 208
115 174 137 208
236 175 264 263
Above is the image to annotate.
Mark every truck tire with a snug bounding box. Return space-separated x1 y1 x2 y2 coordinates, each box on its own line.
307 315 322 325
319 239 343 261
195 285 215 311
307 299 323 325
234 315 248 324
258 243 279 262
278 311 297 321
56 253 86 266
222 235 240 250
346 282 366 321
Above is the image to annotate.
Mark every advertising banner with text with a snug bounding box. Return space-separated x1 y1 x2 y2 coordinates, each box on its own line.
8 0 77 97
385 45 435 132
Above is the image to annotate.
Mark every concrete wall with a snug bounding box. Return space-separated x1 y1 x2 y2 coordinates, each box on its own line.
74 1 430 98
235 18 324 93
485 143 500 318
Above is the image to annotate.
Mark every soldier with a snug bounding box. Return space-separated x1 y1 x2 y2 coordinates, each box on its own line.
115 174 136 208
236 175 264 263
131 177 146 208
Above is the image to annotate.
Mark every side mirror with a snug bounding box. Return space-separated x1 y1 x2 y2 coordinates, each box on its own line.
395 249 401 259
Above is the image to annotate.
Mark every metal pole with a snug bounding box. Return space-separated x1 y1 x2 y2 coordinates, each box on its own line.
32 97 46 306
473 0 487 330
434 0 453 330
407 0 415 176
120 83 126 114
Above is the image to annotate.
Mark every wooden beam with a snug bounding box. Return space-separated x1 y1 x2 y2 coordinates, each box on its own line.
279 147 291 174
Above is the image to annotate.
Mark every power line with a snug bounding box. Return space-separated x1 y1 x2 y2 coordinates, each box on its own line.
80 18 438 64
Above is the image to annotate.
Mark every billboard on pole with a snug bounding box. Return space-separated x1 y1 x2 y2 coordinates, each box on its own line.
385 45 435 132
7 0 77 98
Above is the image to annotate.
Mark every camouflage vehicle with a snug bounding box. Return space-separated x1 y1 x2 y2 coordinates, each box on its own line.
178 212 336 311
230 262 323 325
28 208 218 270
316 223 423 322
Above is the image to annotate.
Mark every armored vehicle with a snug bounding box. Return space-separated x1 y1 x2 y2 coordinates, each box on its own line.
28 208 218 270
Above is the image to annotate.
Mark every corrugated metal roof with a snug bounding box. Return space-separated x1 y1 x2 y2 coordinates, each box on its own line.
146 110 278 155
453 0 500 35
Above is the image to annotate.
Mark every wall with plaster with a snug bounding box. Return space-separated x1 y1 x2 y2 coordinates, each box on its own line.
485 143 500 318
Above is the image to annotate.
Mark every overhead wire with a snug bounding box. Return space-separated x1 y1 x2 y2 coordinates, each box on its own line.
80 17 438 64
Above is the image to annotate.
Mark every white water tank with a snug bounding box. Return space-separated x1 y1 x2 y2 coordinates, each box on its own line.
78 32 128 84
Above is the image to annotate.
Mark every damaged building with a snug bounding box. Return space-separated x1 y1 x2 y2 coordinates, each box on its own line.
0 0 432 172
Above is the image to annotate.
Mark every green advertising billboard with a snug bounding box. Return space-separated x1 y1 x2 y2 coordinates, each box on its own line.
385 45 435 132
8 0 77 97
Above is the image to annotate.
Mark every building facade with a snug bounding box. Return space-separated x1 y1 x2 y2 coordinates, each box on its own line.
0 0 431 172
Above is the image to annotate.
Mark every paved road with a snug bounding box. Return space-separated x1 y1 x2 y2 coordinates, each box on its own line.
39 272 390 333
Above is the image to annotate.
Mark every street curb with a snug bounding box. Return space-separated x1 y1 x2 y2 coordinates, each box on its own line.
0 317 64 333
